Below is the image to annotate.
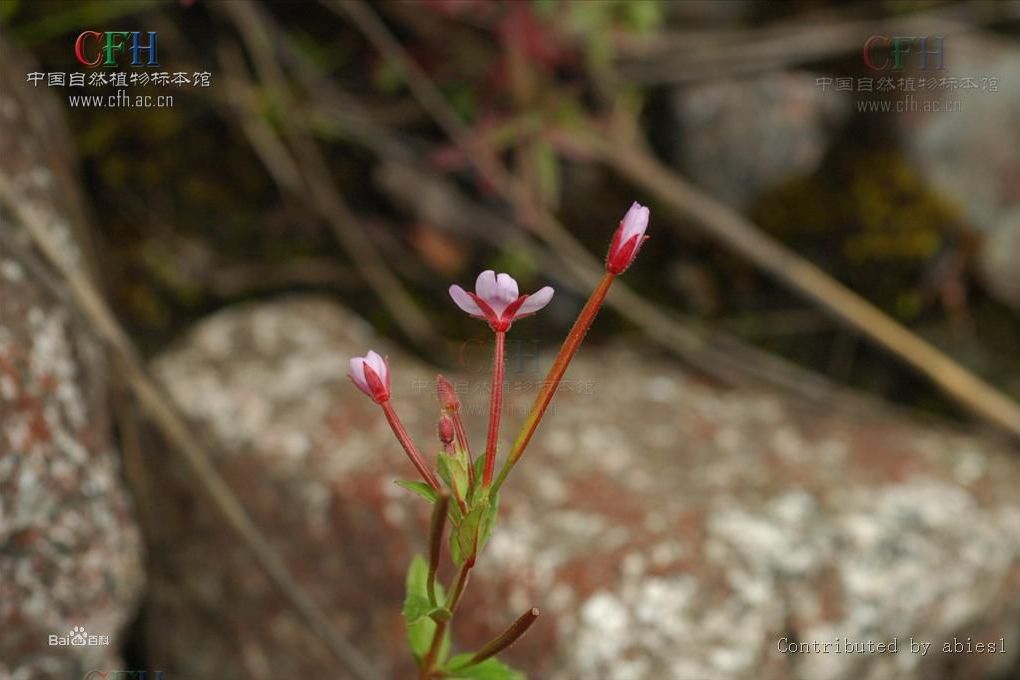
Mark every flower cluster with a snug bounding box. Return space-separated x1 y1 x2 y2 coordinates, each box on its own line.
348 203 649 679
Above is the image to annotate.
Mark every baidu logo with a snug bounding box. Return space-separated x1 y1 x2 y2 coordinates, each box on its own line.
49 625 110 647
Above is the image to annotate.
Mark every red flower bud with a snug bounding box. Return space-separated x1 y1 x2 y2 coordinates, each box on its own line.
348 351 391 403
606 202 650 274
437 374 460 411
437 414 455 445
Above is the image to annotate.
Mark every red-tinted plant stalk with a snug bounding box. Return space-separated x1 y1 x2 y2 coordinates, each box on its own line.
492 271 616 493
380 401 442 490
482 330 506 486
455 607 540 669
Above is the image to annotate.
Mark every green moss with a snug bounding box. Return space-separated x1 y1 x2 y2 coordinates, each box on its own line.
751 149 963 321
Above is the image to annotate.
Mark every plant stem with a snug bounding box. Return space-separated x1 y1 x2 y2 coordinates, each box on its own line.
420 558 474 679
493 272 616 493
420 618 448 680
483 330 506 487
380 401 442 490
426 493 449 607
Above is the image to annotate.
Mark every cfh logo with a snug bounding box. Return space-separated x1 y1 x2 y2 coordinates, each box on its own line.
49 625 110 647
863 35 945 71
74 31 159 68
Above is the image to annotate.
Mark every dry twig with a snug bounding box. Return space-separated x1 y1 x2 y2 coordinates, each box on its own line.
216 1 441 351
615 2 1019 85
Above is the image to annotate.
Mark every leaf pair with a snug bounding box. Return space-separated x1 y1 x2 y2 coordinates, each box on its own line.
404 555 450 662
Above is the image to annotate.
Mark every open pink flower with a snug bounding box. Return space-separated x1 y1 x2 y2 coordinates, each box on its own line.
606 202 650 274
449 270 554 331
348 350 390 403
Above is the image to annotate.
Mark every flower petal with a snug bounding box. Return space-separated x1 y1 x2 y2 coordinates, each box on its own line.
449 284 484 316
495 273 519 303
348 357 368 391
365 350 388 384
475 270 498 302
621 202 650 242
514 286 554 316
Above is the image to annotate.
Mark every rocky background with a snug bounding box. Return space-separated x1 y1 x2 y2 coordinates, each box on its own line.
2 2 1020 680
0 34 144 680
147 296 1020 680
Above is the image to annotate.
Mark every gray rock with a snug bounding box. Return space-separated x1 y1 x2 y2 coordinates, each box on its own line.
900 39 1020 310
978 210 1020 311
670 71 850 210
150 296 1020 679
0 35 145 680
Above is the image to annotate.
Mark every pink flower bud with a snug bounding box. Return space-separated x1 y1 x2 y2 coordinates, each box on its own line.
437 414 455 445
348 350 390 403
606 202 649 274
436 374 460 411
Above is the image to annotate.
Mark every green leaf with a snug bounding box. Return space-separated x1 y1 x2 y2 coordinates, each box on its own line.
406 555 429 600
447 653 475 669
438 453 469 503
449 524 462 566
407 611 435 660
469 455 487 499
395 479 439 504
455 498 488 563
405 593 432 622
405 556 446 659
444 656 525 679
478 492 500 553
404 593 451 624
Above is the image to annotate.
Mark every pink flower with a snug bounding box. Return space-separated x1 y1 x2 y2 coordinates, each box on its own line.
606 202 650 274
348 350 390 403
449 271 554 332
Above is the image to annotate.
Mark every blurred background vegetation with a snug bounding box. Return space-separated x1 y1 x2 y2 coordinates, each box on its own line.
3 0 1020 422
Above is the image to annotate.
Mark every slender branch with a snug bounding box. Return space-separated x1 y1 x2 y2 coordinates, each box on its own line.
0 180 378 680
483 330 506 487
493 272 615 493
426 493 450 607
216 1 441 349
615 3 1018 85
380 401 442 490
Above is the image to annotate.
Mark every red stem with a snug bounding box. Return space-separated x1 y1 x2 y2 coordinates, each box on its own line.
380 401 442 490
493 272 616 492
482 330 506 487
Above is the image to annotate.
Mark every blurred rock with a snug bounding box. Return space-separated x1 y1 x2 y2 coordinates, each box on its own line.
670 71 850 210
978 210 1020 312
899 39 1020 310
150 296 1020 680
0 34 145 679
